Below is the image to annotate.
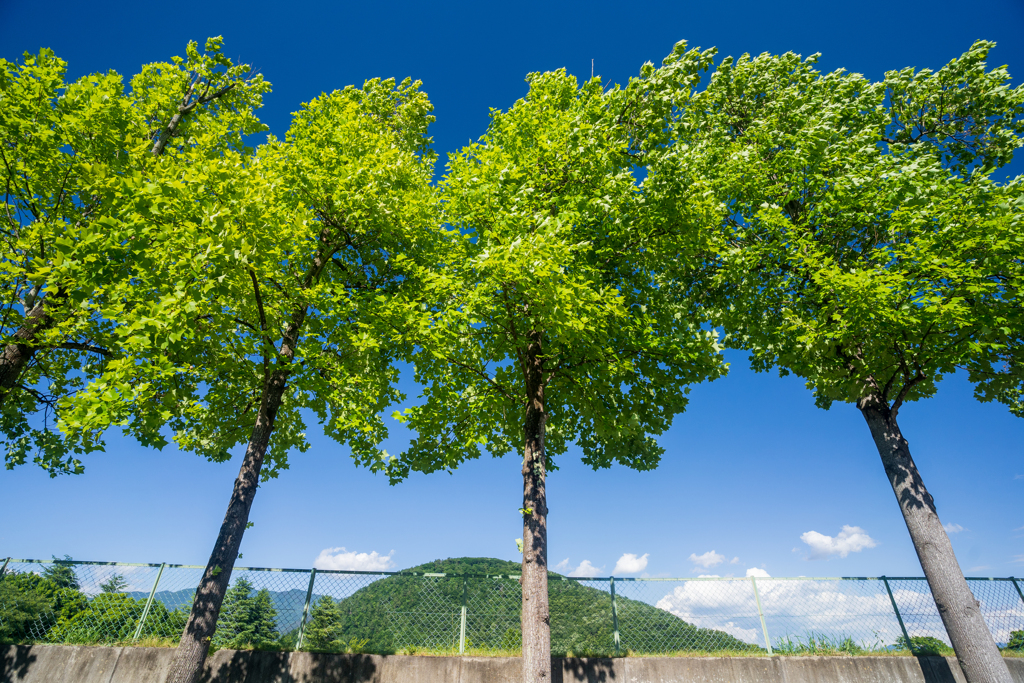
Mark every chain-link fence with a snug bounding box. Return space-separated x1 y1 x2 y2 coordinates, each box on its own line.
2 558 1022 657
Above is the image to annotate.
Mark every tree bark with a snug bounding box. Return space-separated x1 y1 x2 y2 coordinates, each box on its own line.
0 298 53 408
165 309 306 683
521 331 551 683
859 395 1012 683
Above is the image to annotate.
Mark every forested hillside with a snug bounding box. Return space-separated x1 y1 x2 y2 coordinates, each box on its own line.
305 557 758 655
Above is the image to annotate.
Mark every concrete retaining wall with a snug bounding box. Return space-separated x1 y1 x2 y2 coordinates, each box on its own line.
3 645 1023 683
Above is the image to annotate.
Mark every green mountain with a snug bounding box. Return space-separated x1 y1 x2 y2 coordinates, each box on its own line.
310 557 760 656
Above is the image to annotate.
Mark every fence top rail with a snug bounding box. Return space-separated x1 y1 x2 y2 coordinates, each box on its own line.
2 559 1016 583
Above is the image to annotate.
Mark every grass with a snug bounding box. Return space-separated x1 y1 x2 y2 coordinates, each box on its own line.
14 633 1024 659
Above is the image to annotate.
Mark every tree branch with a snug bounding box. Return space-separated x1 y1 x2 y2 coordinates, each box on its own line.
58 342 112 357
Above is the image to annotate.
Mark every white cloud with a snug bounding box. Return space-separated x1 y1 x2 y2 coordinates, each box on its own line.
613 553 649 575
943 523 965 534
567 560 602 578
689 550 726 569
1013 555 1024 565
968 565 990 573
313 547 395 571
554 558 572 573
651 575 1024 648
730 557 740 564
800 525 878 559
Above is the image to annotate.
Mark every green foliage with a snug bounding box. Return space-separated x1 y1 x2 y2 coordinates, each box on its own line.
632 41 1024 421
774 633 871 655
64 77 440 481
302 595 345 652
300 594 372 655
46 592 145 644
297 557 753 656
0 570 87 642
99 574 128 593
0 38 269 475
896 635 955 655
1004 630 1024 651
212 577 280 650
393 68 724 479
0 574 50 644
41 556 79 590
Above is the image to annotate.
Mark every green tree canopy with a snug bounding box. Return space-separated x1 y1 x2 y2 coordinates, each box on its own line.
659 40 1023 683
0 38 268 475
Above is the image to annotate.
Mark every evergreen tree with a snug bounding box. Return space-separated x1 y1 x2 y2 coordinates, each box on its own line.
41 556 78 590
247 589 278 649
212 577 279 650
99 574 128 594
302 595 342 652
211 577 254 648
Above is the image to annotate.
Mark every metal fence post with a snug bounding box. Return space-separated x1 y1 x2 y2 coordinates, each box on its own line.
459 576 468 655
132 563 166 642
0 557 10 578
751 577 772 655
1011 577 1024 607
296 568 317 651
882 576 913 651
610 576 621 656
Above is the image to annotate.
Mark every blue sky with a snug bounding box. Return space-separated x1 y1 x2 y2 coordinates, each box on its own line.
1 0 1022 579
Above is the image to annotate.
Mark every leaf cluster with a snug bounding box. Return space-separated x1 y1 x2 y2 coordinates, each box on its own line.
659 42 1024 414
393 69 725 479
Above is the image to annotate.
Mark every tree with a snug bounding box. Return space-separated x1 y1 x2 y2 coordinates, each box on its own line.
0 573 50 644
392 70 725 683
99 574 128 594
46 592 147 644
0 39 267 475
661 41 1022 682
896 635 954 656
302 595 343 652
41 556 79 590
0 567 88 642
63 77 443 683
212 577 278 650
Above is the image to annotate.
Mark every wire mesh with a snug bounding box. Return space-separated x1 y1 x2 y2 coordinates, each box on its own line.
548 577 612 656
613 578 764 654
968 579 1024 648
887 578 1024 650
464 576 521 654
0 559 177 645
755 578 902 653
3 558 1023 657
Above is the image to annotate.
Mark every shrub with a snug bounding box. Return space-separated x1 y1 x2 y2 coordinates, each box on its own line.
896 635 954 655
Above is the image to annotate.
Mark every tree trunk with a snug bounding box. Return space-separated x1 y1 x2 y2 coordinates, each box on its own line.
521 331 551 683
165 366 293 683
859 396 1012 683
0 296 59 408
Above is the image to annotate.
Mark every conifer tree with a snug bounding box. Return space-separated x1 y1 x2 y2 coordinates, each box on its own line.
302 595 343 652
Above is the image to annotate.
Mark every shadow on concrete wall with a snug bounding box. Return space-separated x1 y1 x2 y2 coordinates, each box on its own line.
555 657 617 683
1 645 36 682
199 650 380 683
916 656 962 683
298 652 379 682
